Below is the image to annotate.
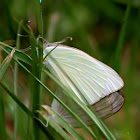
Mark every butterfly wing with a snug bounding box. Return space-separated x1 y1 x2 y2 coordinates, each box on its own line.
51 89 124 127
51 89 79 127
93 91 124 119
44 44 124 105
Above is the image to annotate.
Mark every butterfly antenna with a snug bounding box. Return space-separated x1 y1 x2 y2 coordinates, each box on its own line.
53 37 73 44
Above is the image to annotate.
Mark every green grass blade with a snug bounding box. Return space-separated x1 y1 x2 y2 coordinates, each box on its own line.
30 35 40 140
0 42 32 65
114 0 132 72
38 110 72 140
0 82 55 139
0 48 15 140
0 82 32 117
0 93 7 140
44 69 116 140
0 48 15 80
38 38 43 77
123 38 139 139
12 58 97 138
42 55 116 139
63 0 100 58
42 105 84 140
14 20 22 140
23 64 97 138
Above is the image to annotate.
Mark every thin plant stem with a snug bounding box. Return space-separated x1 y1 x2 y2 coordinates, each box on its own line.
14 20 22 140
29 0 42 139
114 0 132 72
30 36 40 140
124 38 139 139
0 93 7 140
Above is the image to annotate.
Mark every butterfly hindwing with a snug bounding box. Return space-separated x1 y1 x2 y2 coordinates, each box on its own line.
51 89 124 127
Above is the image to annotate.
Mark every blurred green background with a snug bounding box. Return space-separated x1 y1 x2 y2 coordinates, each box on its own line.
0 0 140 140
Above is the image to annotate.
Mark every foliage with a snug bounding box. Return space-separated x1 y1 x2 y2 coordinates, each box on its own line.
0 0 140 140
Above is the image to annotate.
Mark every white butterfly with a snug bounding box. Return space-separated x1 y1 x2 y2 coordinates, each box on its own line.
43 43 124 127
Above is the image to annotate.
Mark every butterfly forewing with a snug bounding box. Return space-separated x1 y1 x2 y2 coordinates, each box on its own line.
44 44 124 104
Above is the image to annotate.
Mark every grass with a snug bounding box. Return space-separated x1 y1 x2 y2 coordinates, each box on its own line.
0 0 140 140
